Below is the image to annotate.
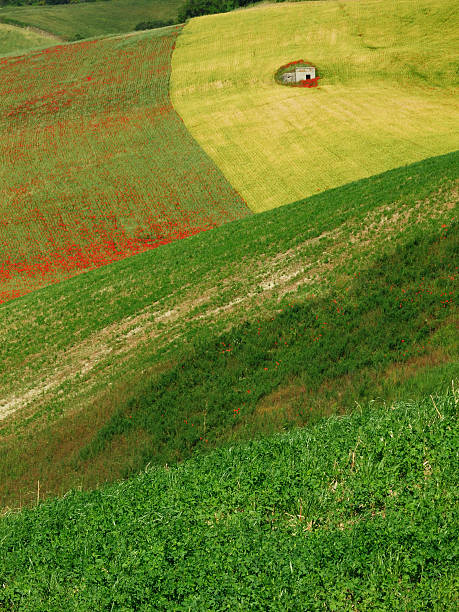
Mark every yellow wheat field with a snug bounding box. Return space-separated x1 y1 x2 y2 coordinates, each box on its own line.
171 0 459 212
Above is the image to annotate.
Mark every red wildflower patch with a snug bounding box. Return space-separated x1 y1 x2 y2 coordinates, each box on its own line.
0 29 250 303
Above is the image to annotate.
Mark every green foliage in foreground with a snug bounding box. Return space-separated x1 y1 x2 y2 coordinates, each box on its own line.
80 221 458 473
1 390 457 610
0 0 184 42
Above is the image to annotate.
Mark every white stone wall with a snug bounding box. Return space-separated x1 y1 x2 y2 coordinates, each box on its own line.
282 72 295 83
295 66 316 82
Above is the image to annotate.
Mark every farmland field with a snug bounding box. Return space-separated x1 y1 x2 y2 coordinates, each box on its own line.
171 0 459 212
0 22 56 56
0 27 250 303
0 0 458 604
1 151 456 509
0 0 184 43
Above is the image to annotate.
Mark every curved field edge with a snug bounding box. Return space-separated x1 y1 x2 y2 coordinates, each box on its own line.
0 0 184 43
0 151 457 508
0 27 250 303
171 0 459 212
0 389 457 610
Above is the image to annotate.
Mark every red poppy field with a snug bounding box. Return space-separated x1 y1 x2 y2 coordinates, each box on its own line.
0 26 251 304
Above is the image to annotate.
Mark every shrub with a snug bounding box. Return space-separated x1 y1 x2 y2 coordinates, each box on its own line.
134 19 175 31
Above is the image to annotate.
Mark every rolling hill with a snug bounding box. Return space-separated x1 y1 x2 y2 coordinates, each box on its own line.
0 21 57 56
0 0 457 607
172 0 459 211
1 151 456 509
0 0 184 44
0 26 250 303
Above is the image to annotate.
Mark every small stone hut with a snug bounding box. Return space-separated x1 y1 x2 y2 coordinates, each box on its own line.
282 65 316 84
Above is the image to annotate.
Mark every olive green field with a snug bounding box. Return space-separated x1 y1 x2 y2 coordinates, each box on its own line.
0 0 184 48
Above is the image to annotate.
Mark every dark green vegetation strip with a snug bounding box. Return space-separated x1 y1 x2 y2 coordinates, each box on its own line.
1 390 457 610
0 0 184 42
178 0 301 21
0 152 457 507
81 218 458 471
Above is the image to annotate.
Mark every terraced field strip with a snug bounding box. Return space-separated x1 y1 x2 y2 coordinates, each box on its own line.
0 0 184 42
0 27 250 303
171 0 459 212
0 22 57 56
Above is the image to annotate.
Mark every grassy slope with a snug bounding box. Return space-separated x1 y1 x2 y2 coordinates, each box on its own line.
171 0 459 211
0 22 56 56
0 151 457 508
79 221 457 473
0 0 184 42
0 389 457 610
0 27 249 302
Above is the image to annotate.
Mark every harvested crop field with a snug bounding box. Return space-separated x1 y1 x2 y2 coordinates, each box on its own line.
171 0 459 212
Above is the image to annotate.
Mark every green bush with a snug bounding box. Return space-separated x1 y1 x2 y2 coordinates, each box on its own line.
178 0 310 22
134 18 175 31
179 0 262 21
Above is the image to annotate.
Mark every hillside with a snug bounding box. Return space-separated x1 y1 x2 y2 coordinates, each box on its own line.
0 1 457 605
172 0 459 211
0 0 184 44
0 26 250 303
0 21 56 55
0 389 457 610
1 151 456 508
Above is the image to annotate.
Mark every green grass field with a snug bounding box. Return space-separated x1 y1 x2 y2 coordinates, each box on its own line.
0 0 184 44
0 22 56 55
172 0 459 211
1 151 456 509
0 389 457 609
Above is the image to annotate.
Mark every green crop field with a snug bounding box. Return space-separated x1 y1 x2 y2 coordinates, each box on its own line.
0 389 457 609
172 0 459 211
0 0 184 44
0 26 249 303
0 0 458 606
0 22 56 56
1 151 456 509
